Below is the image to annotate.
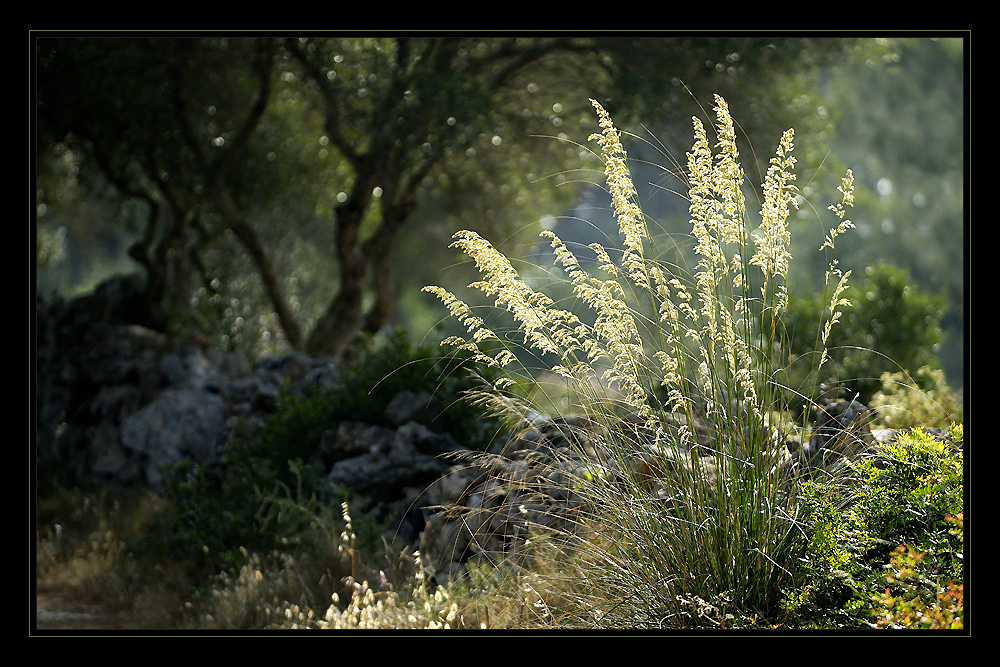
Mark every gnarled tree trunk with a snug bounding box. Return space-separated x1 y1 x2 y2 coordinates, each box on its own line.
305 174 376 357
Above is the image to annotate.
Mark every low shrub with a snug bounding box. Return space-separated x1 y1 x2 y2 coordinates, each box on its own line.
781 426 964 628
781 262 947 407
869 365 963 429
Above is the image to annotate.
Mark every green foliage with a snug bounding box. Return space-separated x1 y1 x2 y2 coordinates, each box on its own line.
783 261 946 406
782 427 964 628
151 328 500 580
872 514 963 629
869 365 963 429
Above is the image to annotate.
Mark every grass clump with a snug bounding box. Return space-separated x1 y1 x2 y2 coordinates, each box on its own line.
421 94 955 629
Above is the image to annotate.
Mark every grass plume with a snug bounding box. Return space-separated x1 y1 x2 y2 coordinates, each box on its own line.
424 95 859 627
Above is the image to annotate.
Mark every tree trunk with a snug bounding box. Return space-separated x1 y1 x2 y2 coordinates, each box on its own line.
212 187 304 350
305 186 372 357
361 231 400 336
361 196 413 335
135 193 192 333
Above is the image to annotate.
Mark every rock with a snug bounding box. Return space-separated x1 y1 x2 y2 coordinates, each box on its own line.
419 512 472 582
383 390 443 429
326 422 453 497
803 399 875 468
256 351 342 394
414 420 606 583
776 399 882 487
424 464 488 508
119 387 229 490
321 422 396 464
395 421 457 456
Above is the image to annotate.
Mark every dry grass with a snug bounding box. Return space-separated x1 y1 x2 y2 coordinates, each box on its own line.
34 488 192 631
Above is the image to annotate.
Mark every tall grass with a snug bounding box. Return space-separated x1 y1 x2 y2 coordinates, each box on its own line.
424 96 857 628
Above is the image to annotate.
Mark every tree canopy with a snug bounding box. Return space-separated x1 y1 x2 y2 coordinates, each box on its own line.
35 34 875 359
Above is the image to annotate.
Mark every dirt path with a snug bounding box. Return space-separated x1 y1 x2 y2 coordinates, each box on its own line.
34 583 125 632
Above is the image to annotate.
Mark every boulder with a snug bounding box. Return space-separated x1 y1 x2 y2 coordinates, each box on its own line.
119 387 229 489
806 399 875 466
383 390 443 429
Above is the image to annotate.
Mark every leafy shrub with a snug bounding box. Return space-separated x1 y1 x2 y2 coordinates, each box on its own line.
782 427 963 628
872 514 963 629
154 456 305 577
782 262 946 406
869 365 963 429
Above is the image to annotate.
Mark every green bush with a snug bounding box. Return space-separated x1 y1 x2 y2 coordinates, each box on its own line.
783 262 946 407
152 328 501 582
782 426 963 628
869 365 963 429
